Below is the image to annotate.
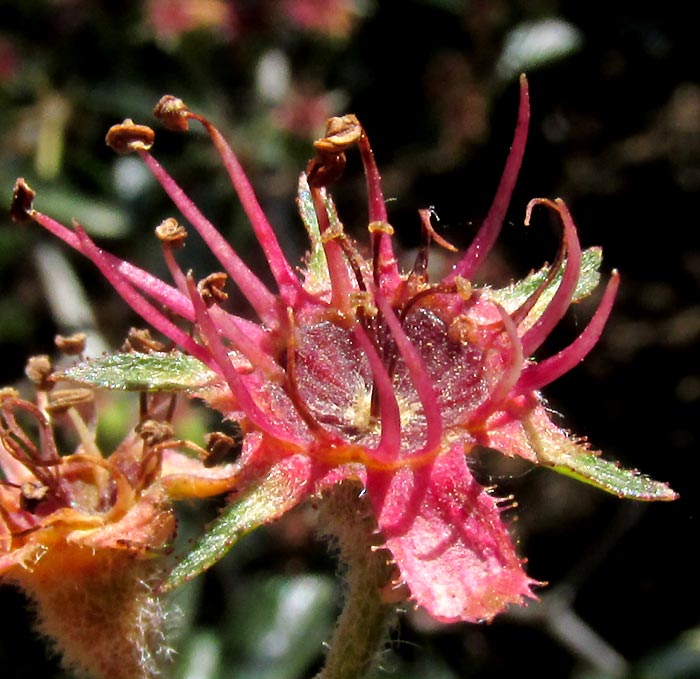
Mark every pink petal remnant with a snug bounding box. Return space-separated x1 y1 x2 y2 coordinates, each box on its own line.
10 75 676 631
366 444 535 623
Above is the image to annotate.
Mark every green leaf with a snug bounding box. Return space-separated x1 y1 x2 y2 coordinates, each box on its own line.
226 575 336 679
493 246 603 317
58 351 217 392
162 457 309 591
546 453 678 501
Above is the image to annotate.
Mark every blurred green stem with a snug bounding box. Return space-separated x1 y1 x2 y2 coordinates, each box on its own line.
315 482 395 679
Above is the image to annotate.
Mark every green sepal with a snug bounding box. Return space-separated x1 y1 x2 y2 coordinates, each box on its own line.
545 452 678 501
522 414 677 502
161 458 309 592
58 351 217 392
297 172 340 292
493 246 603 316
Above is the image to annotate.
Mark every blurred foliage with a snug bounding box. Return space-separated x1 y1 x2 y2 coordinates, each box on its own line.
1 1 698 678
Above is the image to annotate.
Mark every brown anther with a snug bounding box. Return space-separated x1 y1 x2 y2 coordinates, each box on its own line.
10 178 36 223
202 431 241 467
448 314 479 345
348 291 378 317
105 119 155 154
306 154 347 188
155 217 188 248
454 276 473 301
20 481 49 512
314 115 362 153
0 387 21 401
25 355 53 389
153 95 190 132
197 272 229 307
45 388 94 415
368 221 395 236
55 332 87 356
135 419 174 447
122 328 166 353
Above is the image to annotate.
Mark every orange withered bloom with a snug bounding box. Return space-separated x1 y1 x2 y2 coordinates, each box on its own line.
0 358 238 679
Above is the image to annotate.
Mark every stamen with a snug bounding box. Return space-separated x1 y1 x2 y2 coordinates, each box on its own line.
447 74 530 281
2 397 59 465
197 272 229 308
122 328 167 353
136 150 280 325
66 406 104 460
25 355 53 391
516 271 620 393
356 122 400 289
309 185 355 318
408 208 459 284
155 217 190 296
519 198 583 356
72 224 215 368
185 275 304 447
15 184 197 323
374 293 443 457
202 431 241 467
352 325 402 462
167 99 308 306
55 332 87 357
45 388 94 416
284 311 338 441
466 305 525 429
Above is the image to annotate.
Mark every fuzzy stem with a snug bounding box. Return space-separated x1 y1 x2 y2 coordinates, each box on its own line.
315 482 396 679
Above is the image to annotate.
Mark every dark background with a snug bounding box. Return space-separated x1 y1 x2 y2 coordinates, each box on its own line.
0 2 697 678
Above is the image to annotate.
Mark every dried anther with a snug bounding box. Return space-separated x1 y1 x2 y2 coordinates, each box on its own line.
307 114 363 188
10 178 35 223
46 388 94 415
0 387 20 401
155 218 188 248
105 119 155 154
25 355 53 389
122 328 166 353
135 419 174 447
314 115 363 153
153 95 190 132
203 431 240 467
197 272 229 307
20 480 49 511
55 333 87 356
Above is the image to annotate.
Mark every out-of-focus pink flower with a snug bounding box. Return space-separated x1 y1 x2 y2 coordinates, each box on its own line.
0 36 20 83
281 0 360 38
145 0 237 43
12 77 675 625
273 84 343 139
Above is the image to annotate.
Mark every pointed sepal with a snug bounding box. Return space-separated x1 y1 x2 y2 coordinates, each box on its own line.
59 351 217 392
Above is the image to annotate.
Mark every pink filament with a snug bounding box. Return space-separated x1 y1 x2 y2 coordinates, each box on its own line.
185 276 304 447
374 294 443 457
192 116 308 306
516 271 620 393
73 225 214 367
31 209 197 322
139 151 279 325
448 75 530 282
519 198 583 357
466 305 524 427
352 325 402 461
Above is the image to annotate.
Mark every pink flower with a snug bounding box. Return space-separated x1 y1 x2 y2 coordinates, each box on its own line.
11 76 676 625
